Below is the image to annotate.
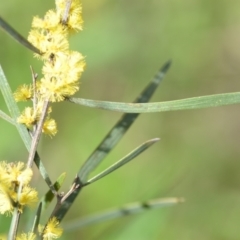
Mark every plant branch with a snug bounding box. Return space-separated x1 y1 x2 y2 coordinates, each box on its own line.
27 100 49 168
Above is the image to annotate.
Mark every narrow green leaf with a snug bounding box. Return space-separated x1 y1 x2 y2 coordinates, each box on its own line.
69 92 240 113
0 16 41 54
63 197 184 231
31 202 42 234
85 138 160 185
0 66 55 192
0 66 30 146
0 109 15 125
78 61 171 183
41 173 66 210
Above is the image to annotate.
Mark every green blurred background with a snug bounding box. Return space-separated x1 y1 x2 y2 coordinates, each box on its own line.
1 0 240 239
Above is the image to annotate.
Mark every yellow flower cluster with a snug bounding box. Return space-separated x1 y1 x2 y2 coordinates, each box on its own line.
14 217 62 240
0 162 38 215
14 0 85 136
16 232 36 240
39 217 63 240
0 162 62 239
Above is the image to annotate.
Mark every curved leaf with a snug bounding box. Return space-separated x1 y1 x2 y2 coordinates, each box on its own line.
31 202 42 234
69 92 240 113
0 109 15 125
85 138 160 185
63 197 184 231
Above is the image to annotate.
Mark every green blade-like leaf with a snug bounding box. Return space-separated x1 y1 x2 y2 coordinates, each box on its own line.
54 61 171 222
41 173 66 210
0 109 15 125
85 138 160 185
63 197 184 231
78 61 171 183
0 66 55 192
0 16 40 54
0 66 30 147
69 92 240 113
31 202 42 234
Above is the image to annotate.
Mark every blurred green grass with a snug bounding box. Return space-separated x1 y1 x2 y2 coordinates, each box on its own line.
1 0 240 239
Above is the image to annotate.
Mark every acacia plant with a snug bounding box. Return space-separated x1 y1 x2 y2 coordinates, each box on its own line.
0 0 240 239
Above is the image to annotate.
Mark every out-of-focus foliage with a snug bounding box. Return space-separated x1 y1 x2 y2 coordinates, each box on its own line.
1 0 240 239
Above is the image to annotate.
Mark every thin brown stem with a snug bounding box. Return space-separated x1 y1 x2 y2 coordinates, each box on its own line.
30 66 38 134
27 100 49 168
30 66 38 113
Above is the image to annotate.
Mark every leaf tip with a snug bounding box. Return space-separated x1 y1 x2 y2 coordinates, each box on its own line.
177 197 185 203
161 59 172 73
152 137 160 142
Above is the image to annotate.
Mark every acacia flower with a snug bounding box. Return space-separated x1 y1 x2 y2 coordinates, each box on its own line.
0 161 37 215
28 29 69 59
32 10 60 30
17 168 33 185
17 107 39 128
19 185 38 211
64 5 83 32
16 232 36 240
0 161 10 185
56 0 83 32
0 162 32 187
14 84 33 102
43 118 57 137
0 184 15 215
41 217 63 240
